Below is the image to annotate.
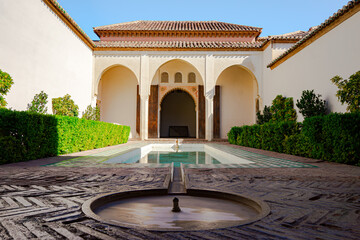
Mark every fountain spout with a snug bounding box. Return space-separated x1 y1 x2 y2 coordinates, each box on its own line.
175 139 179 152
172 197 181 212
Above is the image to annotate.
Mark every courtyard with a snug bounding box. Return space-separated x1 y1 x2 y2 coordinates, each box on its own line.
1 0 360 239
0 140 359 239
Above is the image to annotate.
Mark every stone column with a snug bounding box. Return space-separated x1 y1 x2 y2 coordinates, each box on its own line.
205 54 215 141
140 95 149 140
140 54 150 140
205 95 214 141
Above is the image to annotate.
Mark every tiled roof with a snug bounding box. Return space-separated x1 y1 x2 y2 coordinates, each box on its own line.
94 40 267 50
94 21 262 32
258 30 308 41
267 0 360 68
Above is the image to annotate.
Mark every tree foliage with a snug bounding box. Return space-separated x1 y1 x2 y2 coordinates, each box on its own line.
296 90 327 118
27 91 48 114
331 71 360 112
256 105 272 124
52 94 79 117
0 69 14 107
270 95 297 122
82 105 100 121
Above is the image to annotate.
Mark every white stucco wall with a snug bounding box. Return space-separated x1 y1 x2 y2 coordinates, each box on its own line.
271 43 295 59
94 51 262 99
263 11 360 121
0 0 93 113
152 59 203 85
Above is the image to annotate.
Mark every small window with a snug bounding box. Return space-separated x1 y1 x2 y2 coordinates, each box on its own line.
175 72 182 83
161 72 169 83
188 72 196 83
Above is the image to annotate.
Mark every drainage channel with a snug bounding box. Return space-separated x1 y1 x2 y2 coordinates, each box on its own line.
168 163 186 194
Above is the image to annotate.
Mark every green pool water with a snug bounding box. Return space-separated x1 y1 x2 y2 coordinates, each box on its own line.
146 151 221 167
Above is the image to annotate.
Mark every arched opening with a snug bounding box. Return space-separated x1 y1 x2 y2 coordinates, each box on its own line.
148 59 205 139
97 65 138 138
216 65 258 138
160 89 196 138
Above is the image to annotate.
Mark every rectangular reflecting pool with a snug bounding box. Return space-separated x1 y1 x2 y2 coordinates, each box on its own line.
47 142 317 169
104 144 254 167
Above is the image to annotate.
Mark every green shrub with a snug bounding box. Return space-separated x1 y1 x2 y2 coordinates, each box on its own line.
331 71 360 113
230 121 299 153
296 90 327 118
52 94 79 117
270 95 297 122
0 109 58 163
27 91 48 114
303 113 360 165
256 105 272 124
82 105 100 121
55 116 130 154
228 126 243 144
301 116 324 159
0 108 130 164
284 132 312 157
262 121 299 153
228 112 360 166
0 69 14 107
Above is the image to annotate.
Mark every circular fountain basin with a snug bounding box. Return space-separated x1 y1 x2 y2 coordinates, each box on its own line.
82 189 270 231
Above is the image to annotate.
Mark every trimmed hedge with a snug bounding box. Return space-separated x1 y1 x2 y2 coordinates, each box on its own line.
230 121 300 154
302 113 360 165
228 113 360 166
0 108 130 164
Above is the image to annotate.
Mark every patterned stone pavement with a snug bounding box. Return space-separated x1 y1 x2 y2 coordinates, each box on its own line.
0 141 359 239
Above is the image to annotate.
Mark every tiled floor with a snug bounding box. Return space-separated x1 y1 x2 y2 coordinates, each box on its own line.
188 143 317 168
0 141 359 239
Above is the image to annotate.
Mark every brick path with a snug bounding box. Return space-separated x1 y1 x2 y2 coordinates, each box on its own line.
0 141 359 239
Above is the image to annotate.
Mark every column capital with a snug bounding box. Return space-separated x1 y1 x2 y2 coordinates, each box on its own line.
205 89 215 100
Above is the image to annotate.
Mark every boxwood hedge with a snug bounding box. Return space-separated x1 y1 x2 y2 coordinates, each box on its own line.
228 113 360 166
0 108 130 164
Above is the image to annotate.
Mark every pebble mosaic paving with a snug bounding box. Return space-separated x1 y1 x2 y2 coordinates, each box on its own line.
47 142 316 169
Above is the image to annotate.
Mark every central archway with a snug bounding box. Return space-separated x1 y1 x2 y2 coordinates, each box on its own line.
160 89 196 138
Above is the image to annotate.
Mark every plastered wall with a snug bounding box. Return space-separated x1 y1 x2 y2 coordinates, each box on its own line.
263 11 360 121
0 0 93 113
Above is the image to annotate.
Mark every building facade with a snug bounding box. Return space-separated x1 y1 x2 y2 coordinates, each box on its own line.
1 0 359 140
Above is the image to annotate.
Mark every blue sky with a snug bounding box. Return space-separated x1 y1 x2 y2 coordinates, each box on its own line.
57 0 350 40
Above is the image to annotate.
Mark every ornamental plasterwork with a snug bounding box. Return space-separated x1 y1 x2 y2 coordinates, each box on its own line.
159 86 199 108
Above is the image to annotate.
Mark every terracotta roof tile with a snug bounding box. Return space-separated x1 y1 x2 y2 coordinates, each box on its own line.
267 0 360 68
259 30 309 41
94 40 266 49
94 20 262 32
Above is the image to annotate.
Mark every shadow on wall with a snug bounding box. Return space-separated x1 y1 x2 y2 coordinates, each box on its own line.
0 108 130 165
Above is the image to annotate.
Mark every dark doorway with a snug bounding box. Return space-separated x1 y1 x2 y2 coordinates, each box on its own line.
160 90 196 138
